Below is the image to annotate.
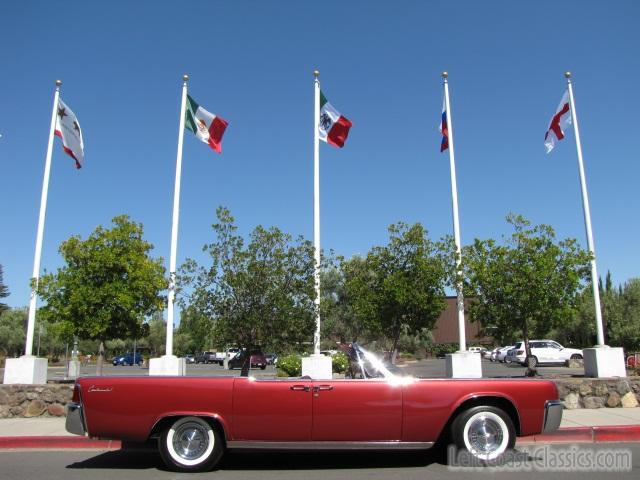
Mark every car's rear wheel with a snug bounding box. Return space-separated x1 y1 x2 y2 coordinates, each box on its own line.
158 416 224 472
451 406 515 463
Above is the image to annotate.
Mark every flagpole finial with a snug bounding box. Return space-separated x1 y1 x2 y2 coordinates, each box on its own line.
183 74 189 82
442 71 449 79
564 71 572 79
313 70 320 78
55 80 62 87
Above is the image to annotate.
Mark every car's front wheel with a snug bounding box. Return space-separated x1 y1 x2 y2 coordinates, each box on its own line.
570 354 583 360
159 416 224 472
450 406 515 463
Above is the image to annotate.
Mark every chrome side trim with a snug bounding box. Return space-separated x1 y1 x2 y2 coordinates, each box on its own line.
227 441 434 451
65 402 87 436
542 400 563 433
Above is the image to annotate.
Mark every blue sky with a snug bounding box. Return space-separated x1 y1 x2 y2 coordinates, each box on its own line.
1 1 639 315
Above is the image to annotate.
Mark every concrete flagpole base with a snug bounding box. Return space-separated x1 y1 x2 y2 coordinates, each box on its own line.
583 346 626 378
301 354 332 380
148 355 186 376
3 356 48 385
446 351 483 378
67 360 81 379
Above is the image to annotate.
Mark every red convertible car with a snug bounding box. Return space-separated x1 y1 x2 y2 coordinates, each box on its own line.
66 344 562 472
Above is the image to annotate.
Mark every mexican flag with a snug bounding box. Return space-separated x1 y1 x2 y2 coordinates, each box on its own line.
319 91 352 148
185 94 228 153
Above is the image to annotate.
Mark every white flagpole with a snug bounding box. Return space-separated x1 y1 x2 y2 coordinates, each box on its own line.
25 79 61 357
442 72 467 352
565 72 605 347
166 74 189 356
313 70 321 355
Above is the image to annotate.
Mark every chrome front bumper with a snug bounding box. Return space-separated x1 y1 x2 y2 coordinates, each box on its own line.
66 402 87 436
542 400 563 433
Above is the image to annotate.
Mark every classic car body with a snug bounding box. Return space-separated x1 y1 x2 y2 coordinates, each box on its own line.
67 345 563 472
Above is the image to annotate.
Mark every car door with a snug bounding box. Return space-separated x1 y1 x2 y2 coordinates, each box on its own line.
529 341 545 363
311 379 402 441
547 341 564 362
232 378 312 441
538 341 555 363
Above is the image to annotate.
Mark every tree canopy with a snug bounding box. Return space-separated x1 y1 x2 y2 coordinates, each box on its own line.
342 222 453 362
179 207 316 353
0 307 26 357
37 215 166 372
462 214 592 370
0 264 9 314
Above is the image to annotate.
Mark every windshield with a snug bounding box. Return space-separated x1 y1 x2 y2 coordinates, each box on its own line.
340 343 409 381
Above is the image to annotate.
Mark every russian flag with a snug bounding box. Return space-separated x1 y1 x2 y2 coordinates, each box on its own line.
439 99 449 152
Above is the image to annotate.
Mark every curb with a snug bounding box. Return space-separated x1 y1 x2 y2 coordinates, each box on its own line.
517 425 640 445
1 426 639 450
0 436 121 450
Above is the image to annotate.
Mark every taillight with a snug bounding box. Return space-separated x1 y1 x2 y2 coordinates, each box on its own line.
516 350 524 355
72 384 81 403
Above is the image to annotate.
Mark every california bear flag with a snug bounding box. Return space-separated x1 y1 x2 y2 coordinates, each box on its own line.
55 98 84 169
185 95 228 153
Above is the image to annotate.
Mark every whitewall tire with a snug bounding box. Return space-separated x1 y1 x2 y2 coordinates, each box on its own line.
451 406 515 462
158 416 223 472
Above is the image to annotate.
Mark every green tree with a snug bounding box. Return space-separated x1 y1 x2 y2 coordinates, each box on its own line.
141 312 166 356
343 222 452 363
607 278 640 352
37 215 166 374
179 207 316 353
319 257 369 346
0 307 27 357
0 265 9 314
462 214 592 374
559 272 621 348
176 305 214 353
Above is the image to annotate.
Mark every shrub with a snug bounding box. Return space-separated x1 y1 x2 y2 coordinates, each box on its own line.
277 354 302 377
430 343 458 357
332 352 349 374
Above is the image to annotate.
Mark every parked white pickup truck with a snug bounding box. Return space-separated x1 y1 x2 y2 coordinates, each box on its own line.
214 348 240 365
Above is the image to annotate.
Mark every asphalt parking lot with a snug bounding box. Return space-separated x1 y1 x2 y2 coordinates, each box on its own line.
0 357 584 382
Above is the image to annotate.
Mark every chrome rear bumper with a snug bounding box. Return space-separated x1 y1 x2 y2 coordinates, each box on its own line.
65 402 87 436
542 400 563 433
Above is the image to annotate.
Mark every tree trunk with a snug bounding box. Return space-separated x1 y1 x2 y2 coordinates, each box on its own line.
390 327 401 364
96 341 105 376
240 356 250 377
523 320 536 377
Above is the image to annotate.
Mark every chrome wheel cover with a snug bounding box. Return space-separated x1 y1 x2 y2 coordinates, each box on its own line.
462 411 509 460
166 417 215 466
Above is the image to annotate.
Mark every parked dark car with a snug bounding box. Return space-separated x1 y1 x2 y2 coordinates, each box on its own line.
195 352 216 364
112 352 143 366
228 348 267 370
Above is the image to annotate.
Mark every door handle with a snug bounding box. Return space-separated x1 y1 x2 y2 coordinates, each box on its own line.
290 385 310 392
313 385 334 392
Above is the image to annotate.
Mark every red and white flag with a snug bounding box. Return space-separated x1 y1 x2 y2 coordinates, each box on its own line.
544 91 571 154
55 98 84 169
